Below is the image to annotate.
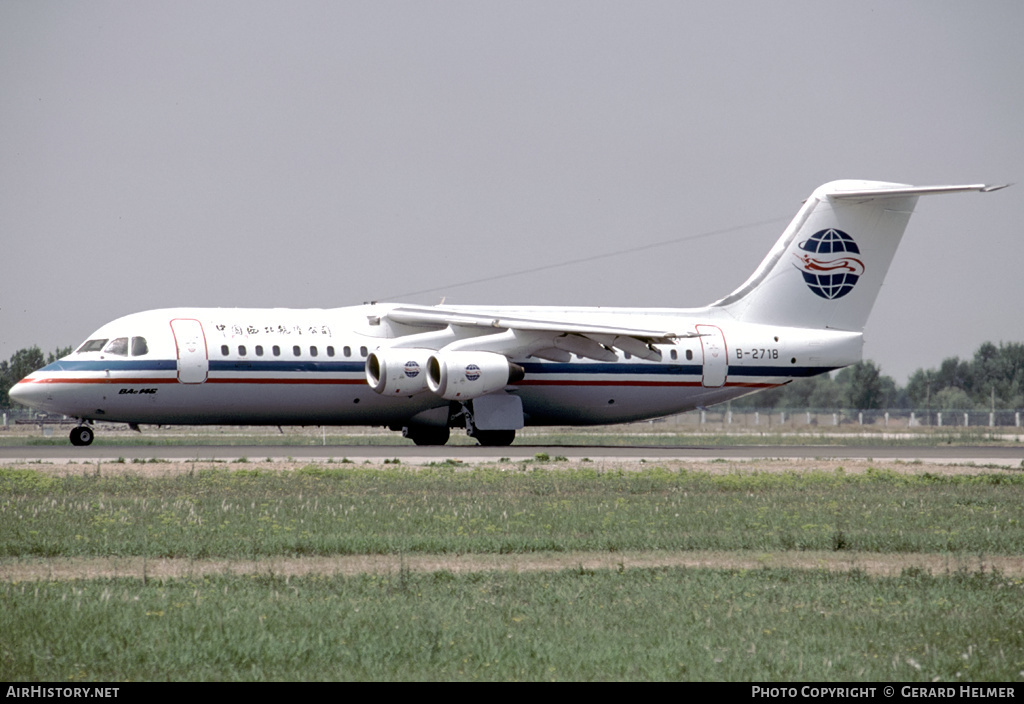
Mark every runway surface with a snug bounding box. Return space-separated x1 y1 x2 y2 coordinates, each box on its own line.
1 443 1022 466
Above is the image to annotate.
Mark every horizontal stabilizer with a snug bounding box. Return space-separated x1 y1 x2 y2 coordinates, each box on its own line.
828 183 1008 200
715 179 1007 330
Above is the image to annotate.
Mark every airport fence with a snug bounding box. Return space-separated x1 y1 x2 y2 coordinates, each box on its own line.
656 408 1024 430
1 407 69 427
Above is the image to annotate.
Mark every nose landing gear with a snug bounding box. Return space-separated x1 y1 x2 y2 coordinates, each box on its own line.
70 425 94 446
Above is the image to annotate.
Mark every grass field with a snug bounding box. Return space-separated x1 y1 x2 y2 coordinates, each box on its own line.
4 567 1022 681
3 464 1024 558
2 459 1023 681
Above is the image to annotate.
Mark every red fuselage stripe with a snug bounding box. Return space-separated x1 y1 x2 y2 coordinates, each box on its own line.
28 376 780 390
28 377 177 385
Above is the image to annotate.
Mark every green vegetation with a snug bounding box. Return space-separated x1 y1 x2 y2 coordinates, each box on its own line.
0 345 71 406
733 342 1024 411
3 463 1023 681
3 466 1024 559
2 567 1021 681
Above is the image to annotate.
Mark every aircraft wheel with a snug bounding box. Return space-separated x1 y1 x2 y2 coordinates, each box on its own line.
471 429 515 447
403 425 450 446
70 426 94 446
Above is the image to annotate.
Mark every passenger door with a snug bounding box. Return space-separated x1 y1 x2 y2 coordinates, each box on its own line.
696 324 728 388
170 318 209 383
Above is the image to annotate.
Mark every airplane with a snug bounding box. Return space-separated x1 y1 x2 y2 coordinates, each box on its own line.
9 180 1005 447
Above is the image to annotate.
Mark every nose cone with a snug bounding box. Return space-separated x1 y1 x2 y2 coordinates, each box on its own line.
8 379 28 405
8 378 45 411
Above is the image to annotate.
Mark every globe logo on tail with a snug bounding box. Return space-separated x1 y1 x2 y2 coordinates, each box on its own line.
793 228 865 300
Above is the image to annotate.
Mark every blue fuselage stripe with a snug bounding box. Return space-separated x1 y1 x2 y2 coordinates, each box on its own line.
208 360 366 373
40 359 835 380
43 360 177 372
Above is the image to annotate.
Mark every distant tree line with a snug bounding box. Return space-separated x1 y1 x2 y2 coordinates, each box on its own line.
2 341 1022 411
0 346 72 406
731 341 1024 411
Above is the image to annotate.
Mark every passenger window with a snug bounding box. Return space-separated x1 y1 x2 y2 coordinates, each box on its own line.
327 346 335 357
310 346 318 357
343 346 352 357
77 339 109 353
670 349 678 361
131 337 149 356
293 345 301 357
238 345 247 356
273 345 281 357
255 345 264 356
360 346 367 357
686 349 693 361
221 345 230 356
103 338 129 356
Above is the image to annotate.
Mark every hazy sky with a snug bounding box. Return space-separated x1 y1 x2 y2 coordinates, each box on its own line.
2 1 1021 383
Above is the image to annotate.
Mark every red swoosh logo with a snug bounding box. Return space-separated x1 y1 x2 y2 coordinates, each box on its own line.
794 253 865 276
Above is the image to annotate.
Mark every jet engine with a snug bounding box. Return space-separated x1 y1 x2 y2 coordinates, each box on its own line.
365 348 434 396
426 351 525 400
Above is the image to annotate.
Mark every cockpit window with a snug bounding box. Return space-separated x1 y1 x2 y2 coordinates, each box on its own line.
77 339 108 353
103 338 129 356
131 337 149 356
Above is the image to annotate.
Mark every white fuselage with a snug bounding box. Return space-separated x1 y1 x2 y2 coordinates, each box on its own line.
17 180 994 442
12 303 862 428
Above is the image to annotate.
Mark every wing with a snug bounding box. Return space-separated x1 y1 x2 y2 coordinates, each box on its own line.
379 305 698 362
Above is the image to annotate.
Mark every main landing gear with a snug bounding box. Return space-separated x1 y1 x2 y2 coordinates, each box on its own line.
400 401 519 447
467 428 516 447
70 425 95 446
402 424 451 446
462 396 519 446
403 423 515 447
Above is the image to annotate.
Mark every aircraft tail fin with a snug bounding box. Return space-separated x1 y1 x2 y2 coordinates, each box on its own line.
712 180 1005 331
